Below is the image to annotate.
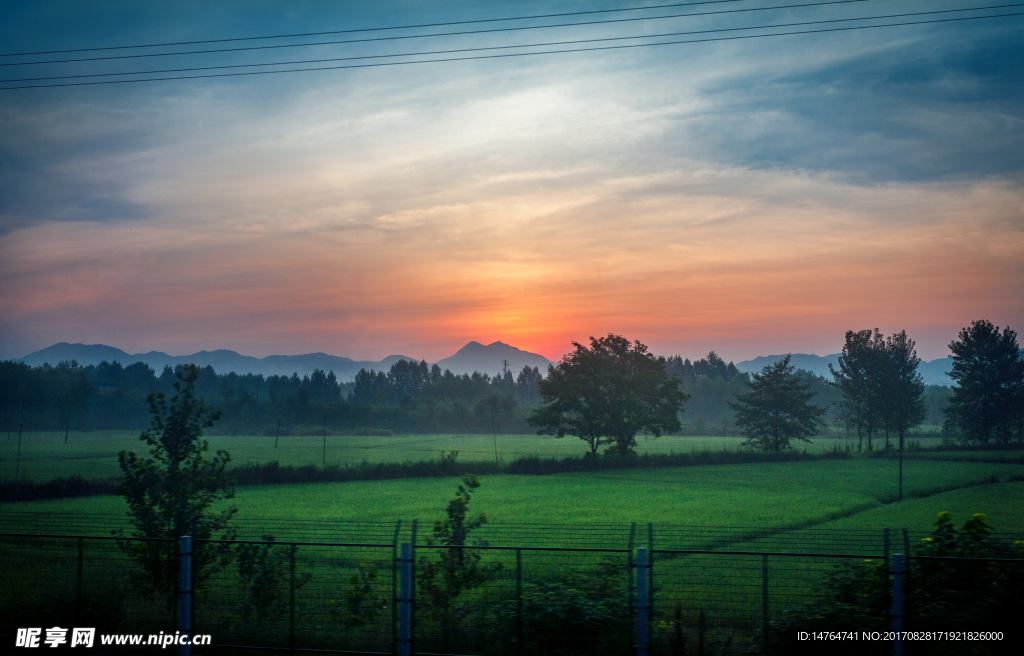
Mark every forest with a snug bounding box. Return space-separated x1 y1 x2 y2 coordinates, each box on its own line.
0 351 949 438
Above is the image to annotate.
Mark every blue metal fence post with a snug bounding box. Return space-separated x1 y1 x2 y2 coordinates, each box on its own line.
762 554 770 655
178 536 192 656
647 523 654 651
892 553 903 656
398 543 413 656
635 547 649 656
392 520 401 656
289 544 297 653
627 523 636 652
515 548 522 656
76 537 84 618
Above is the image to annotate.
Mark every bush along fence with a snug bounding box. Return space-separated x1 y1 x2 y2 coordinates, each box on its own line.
2 523 1021 655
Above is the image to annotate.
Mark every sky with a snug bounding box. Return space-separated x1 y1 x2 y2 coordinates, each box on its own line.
1 0 1022 364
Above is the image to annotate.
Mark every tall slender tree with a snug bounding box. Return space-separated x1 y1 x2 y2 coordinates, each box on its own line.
944 320 1024 446
880 331 927 499
730 356 825 452
116 364 237 603
830 330 874 452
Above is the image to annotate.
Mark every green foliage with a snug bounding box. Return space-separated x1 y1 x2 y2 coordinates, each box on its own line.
235 536 310 623
830 329 927 453
944 320 1024 446
115 364 237 597
329 563 387 630
494 558 629 655
417 475 501 640
830 329 883 452
731 356 825 452
529 334 689 456
769 512 1024 655
880 331 927 448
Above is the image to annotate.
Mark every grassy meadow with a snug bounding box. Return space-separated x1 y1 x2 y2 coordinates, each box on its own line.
6 458 1023 539
4 440 1022 655
0 429 952 481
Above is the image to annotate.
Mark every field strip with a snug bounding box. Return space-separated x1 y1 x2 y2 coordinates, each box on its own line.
714 478 1015 553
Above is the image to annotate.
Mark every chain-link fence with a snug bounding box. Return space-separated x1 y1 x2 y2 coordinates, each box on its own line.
2 519 1021 655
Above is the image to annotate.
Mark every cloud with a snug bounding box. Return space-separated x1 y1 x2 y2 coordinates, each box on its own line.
1 3 1022 361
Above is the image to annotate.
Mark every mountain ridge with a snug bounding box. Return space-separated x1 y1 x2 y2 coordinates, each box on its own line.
735 353 954 387
17 342 958 385
16 341 550 381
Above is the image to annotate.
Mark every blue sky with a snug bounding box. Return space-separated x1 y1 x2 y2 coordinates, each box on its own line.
1 0 1022 362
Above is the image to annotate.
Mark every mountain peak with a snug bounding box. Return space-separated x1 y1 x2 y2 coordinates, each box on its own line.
437 341 552 376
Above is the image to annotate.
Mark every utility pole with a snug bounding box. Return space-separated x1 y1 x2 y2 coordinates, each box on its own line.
899 433 904 501
275 418 281 449
322 416 327 469
502 359 510 395
492 406 499 465
64 411 71 445
15 420 24 480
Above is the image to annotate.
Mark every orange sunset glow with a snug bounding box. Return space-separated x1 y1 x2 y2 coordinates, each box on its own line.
1 2 1022 365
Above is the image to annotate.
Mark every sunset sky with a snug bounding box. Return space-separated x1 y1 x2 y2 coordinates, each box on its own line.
1 0 1022 363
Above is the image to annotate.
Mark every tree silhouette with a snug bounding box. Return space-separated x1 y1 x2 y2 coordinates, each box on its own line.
731 355 824 452
528 334 687 456
115 364 237 602
944 320 1024 446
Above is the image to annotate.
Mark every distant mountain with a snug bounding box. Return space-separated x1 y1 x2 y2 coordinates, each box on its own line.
435 341 553 377
18 342 416 381
17 340 552 381
917 358 953 387
17 342 963 386
20 343 138 367
736 353 841 378
736 353 954 386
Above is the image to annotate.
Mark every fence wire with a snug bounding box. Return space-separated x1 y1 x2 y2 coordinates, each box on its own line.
2 522 1021 656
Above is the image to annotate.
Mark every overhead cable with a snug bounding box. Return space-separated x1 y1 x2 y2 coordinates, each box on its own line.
0 1 750 57
2 11 1019 90
5 4 1018 84
1 0 895 67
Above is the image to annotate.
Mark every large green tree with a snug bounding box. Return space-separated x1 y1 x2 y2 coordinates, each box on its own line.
879 331 926 499
731 355 825 452
944 320 1024 446
528 334 688 456
116 364 238 599
830 329 874 452
829 329 889 452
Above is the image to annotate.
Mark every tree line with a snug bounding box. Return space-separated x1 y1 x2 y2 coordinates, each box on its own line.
528 322 1021 460
0 357 545 435
1 321 1013 445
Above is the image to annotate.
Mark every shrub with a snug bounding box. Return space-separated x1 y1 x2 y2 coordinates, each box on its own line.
768 512 1024 655
494 557 629 656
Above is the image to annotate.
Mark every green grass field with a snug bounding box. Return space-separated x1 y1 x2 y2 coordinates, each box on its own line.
4 454 1022 654
6 458 1023 539
905 449 1024 462
801 480 1024 535
0 430 888 481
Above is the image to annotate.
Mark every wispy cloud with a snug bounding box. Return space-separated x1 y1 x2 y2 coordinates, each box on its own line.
1 1 1022 361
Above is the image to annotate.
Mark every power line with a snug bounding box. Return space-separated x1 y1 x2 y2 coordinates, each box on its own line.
2 11 1018 90
5 4 1017 85
0 1 749 57
0 0 895 67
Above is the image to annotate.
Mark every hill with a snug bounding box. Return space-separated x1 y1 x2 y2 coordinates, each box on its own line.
736 353 953 386
16 341 553 381
17 342 415 381
435 341 553 376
